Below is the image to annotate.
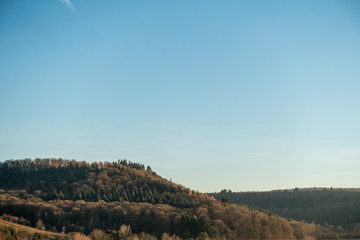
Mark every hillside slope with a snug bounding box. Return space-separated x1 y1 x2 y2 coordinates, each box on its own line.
0 158 334 239
0 218 67 239
210 189 360 231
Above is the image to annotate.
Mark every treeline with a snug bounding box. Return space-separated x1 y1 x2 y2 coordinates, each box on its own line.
0 158 194 208
210 189 360 233
0 158 299 239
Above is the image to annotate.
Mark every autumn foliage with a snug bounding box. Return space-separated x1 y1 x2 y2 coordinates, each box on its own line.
0 158 300 239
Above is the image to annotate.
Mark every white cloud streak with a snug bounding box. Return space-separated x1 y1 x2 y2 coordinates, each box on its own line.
60 0 76 12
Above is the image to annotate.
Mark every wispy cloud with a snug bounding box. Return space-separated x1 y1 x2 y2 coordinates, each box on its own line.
60 0 76 12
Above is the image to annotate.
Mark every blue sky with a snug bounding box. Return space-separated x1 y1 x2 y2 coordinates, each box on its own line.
1 0 360 192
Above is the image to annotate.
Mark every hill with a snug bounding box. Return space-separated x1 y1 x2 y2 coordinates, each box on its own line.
210 188 360 233
0 158 343 239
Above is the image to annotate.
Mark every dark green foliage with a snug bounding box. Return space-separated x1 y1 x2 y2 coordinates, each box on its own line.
180 216 207 238
210 188 360 231
220 197 229 204
117 159 145 170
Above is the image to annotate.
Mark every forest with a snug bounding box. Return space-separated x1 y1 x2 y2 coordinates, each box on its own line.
0 158 358 240
210 188 360 235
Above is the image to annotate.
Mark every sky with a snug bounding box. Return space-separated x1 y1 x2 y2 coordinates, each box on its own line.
1 0 360 192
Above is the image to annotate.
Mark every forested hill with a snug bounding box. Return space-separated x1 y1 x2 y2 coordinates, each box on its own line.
0 158 301 239
210 188 360 232
0 158 193 207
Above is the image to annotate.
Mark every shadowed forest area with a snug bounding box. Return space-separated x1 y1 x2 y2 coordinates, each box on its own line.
210 189 360 238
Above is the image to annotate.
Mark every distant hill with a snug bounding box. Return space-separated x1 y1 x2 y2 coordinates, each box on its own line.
210 188 360 231
0 158 302 240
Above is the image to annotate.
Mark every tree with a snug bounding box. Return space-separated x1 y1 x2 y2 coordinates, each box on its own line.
353 223 360 238
90 229 110 240
72 232 91 240
36 219 45 230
